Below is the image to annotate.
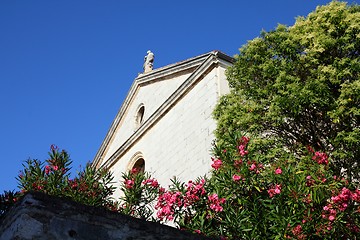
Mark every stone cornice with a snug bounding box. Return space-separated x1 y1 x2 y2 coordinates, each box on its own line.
93 51 234 169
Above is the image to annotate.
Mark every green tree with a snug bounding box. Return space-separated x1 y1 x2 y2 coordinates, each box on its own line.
214 1 360 181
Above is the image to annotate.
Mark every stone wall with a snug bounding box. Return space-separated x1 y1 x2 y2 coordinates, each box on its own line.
0 192 214 240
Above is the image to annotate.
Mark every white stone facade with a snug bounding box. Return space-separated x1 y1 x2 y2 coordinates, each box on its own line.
93 51 233 197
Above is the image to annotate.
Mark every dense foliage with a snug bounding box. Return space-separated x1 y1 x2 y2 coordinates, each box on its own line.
122 133 359 239
213 1 360 181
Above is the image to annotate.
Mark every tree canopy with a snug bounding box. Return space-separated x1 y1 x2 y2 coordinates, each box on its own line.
214 1 360 181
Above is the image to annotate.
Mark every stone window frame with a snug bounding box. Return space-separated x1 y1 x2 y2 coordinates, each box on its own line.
128 151 145 173
134 103 145 130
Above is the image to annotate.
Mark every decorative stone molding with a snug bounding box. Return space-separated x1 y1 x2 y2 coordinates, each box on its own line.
127 151 145 172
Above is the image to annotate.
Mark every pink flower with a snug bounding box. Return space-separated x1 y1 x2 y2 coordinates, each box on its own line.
274 184 281 193
239 136 250 145
232 174 242 182
352 189 360 202
143 178 159 188
268 184 282 198
208 193 218 202
321 187 359 223
184 179 206 206
53 165 59 171
156 190 183 221
249 164 256 171
312 151 329 165
208 193 226 212
124 179 134 189
340 203 348 210
211 159 222 170
238 145 249 156
45 165 51 174
275 168 282 175
306 175 315 187
238 136 250 156
292 225 303 236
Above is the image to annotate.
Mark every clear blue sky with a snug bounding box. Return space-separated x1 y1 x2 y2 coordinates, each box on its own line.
1 0 356 193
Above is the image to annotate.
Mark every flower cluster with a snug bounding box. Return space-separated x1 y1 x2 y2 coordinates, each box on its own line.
238 136 250 156
68 179 78 189
142 178 159 188
232 174 242 182
211 158 223 170
185 179 206 206
306 175 315 187
248 161 263 174
322 187 359 222
287 224 306 240
208 193 226 212
267 184 281 198
154 179 208 221
124 179 135 189
312 151 329 165
155 190 183 221
44 164 60 174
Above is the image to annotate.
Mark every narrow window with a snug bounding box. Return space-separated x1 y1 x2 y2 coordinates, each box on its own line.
135 105 145 129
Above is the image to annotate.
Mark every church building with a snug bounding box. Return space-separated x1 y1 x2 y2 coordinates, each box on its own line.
93 51 234 197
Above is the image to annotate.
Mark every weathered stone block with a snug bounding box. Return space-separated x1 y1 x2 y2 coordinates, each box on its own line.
0 192 214 240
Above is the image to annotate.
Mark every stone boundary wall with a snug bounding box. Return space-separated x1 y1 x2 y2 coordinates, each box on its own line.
0 192 214 240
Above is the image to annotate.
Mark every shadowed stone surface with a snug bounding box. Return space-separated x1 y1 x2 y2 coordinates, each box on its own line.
0 192 214 240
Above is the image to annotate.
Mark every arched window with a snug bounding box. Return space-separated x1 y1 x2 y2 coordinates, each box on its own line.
135 104 145 129
128 152 145 174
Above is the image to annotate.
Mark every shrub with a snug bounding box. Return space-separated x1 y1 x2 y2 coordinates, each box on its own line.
0 145 116 220
123 134 360 239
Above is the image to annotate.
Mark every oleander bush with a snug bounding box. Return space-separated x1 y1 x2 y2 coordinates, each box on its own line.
0 145 116 221
122 133 360 239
